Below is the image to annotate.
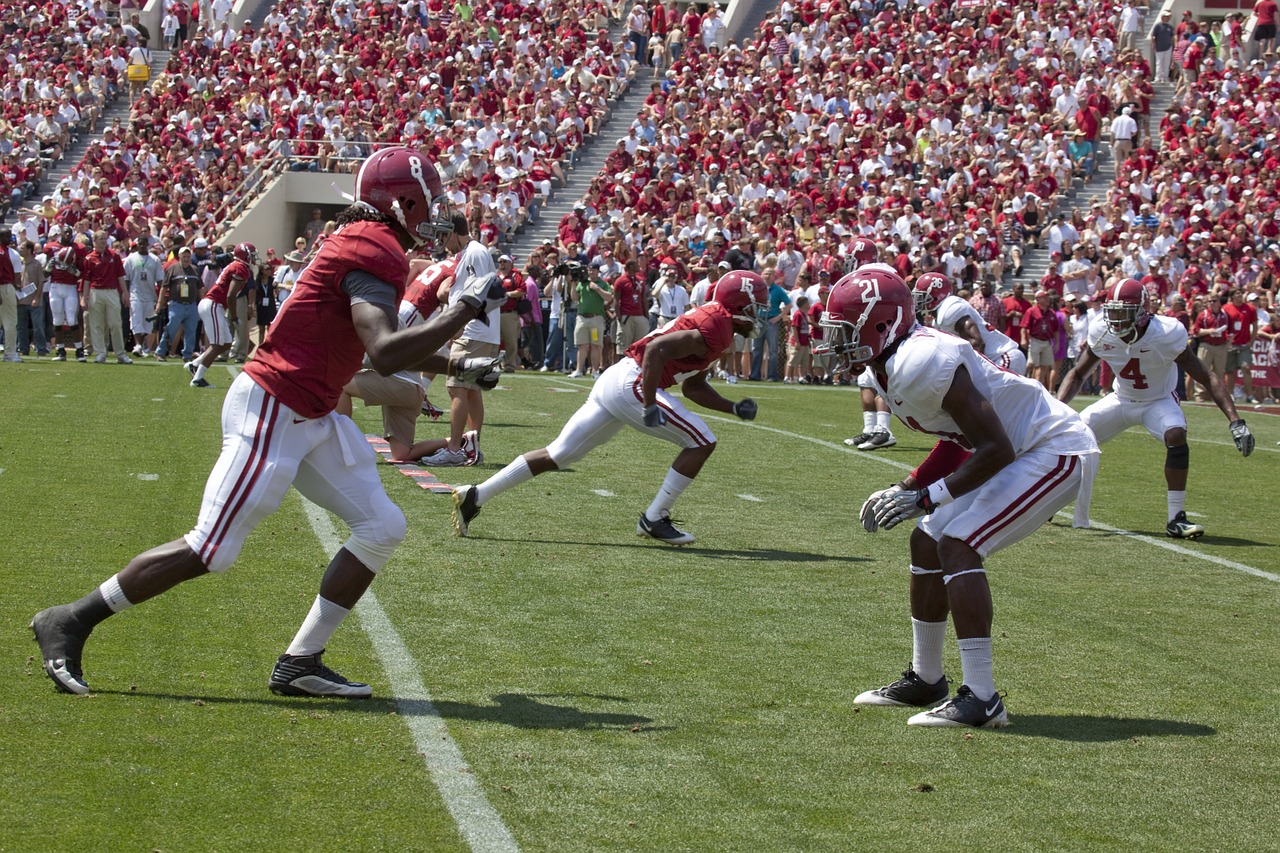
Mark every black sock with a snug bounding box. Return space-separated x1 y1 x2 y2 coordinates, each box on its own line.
69 589 114 630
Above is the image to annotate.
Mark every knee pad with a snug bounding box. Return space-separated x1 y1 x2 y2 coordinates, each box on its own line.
1166 443 1189 471
910 564 944 576
943 567 986 584
344 504 407 574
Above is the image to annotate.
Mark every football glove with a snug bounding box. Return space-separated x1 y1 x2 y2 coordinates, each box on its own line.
449 355 502 390
1230 418 1255 457
873 487 938 531
859 485 903 533
733 398 758 421
643 404 667 427
457 272 506 324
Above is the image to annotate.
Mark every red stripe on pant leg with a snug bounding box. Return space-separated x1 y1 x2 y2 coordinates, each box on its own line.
966 455 1076 551
629 376 711 447
202 396 281 565
199 393 279 564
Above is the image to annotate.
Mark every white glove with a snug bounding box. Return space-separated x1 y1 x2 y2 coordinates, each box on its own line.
873 487 938 531
1230 418 1255 457
449 355 502 390
458 272 506 323
643 404 667 427
860 485 903 533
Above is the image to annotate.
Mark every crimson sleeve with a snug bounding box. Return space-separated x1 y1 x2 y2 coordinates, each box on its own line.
910 440 971 488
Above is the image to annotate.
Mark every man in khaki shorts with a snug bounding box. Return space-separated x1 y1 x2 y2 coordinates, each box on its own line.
339 369 453 462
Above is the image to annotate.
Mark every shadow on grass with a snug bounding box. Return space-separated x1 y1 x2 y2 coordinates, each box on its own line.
1091 528 1270 548
428 692 668 732
92 689 666 731
476 536 868 564
1008 714 1216 741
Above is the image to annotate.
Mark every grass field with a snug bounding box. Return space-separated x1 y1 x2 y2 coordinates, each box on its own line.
3 360 1278 852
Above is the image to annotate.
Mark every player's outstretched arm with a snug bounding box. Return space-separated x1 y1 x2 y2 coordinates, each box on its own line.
1057 345 1100 405
680 370 736 416
1178 346 1240 423
353 298 483 376
1177 347 1253 455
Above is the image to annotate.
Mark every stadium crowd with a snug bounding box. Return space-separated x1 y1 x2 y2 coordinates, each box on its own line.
1 0 1276 404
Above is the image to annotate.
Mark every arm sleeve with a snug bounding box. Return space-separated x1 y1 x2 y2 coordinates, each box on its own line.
910 439 972 487
341 270 398 309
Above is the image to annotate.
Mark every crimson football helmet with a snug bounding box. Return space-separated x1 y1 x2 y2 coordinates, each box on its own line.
912 272 953 317
817 267 915 366
849 237 882 268
232 242 258 265
1102 277 1150 342
355 146 451 249
712 270 769 338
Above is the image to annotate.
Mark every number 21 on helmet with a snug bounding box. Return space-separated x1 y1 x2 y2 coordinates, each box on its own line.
817 267 915 367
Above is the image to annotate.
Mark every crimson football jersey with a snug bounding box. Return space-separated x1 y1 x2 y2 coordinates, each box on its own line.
400 257 456 324
205 259 252 305
245 221 409 418
624 303 734 388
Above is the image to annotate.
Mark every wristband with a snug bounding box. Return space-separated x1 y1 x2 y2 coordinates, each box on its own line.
926 479 954 508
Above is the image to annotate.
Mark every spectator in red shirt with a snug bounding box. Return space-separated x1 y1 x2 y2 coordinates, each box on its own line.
1192 293 1230 402
1254 0 1278 56
613 259 649 356
1223 288 1260 401
1002 282 1031 345
83 230 133 365
1021 288 1062 388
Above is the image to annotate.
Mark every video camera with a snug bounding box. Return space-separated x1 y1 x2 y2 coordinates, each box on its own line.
553 259 589 282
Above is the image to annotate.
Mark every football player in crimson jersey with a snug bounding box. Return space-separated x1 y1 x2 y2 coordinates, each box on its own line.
1058 279 1254 539
185 242 256 388
818 267 1099 728
451 270 769 546
31 147 509 699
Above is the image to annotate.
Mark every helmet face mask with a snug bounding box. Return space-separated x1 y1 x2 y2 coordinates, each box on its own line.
1103 278 1149 343
816 268 915 369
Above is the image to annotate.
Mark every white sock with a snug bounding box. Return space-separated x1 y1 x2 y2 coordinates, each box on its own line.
957 637 996 701
862 411 875 431
646 468 694 520
194 362 208 381
475 455 534 505
1168 490 1186 523
286 596 351 657
911 618 947 684
99 575 134 613
875 411 891 432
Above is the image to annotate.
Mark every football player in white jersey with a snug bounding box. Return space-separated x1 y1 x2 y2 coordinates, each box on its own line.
818 267 1099 729
1058 279 1254 538
913 272 1028 376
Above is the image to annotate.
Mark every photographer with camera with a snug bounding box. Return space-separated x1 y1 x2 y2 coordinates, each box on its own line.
567 259 612 379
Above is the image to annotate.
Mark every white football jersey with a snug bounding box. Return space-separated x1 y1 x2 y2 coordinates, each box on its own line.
870 326 1097 457
934 294 1021 359
449 239 499 344
1086 314 1186 403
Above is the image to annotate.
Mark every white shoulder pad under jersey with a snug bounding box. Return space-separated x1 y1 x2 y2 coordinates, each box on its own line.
935 294 1019 356
878 326 1097 456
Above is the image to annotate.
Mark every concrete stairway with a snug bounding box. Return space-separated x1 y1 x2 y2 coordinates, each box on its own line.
1013 26 1176 288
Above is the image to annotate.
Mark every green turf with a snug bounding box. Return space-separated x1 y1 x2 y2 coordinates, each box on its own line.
3 361 1277 852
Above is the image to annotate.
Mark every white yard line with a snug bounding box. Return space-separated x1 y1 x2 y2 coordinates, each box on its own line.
300 498 520 852
705 415 1277 584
